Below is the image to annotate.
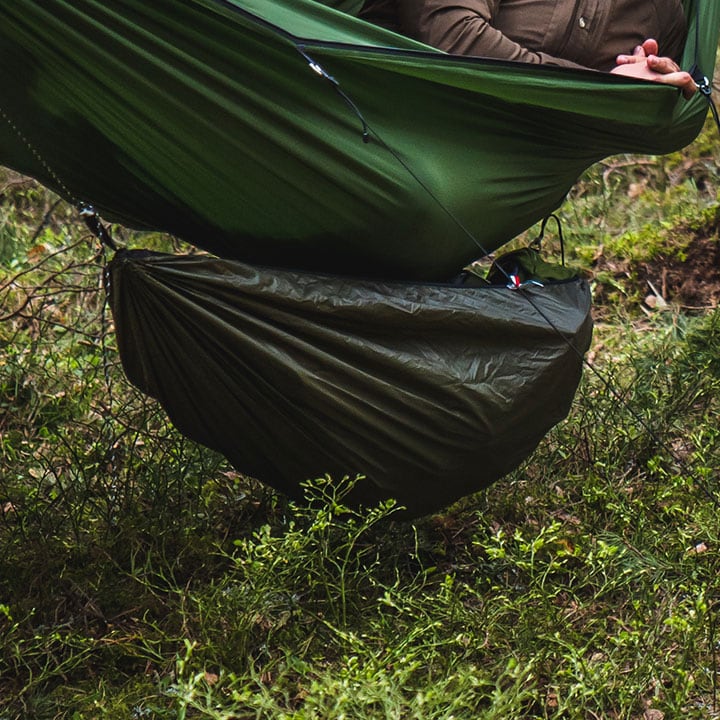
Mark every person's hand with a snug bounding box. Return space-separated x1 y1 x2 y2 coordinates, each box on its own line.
611 38 697 99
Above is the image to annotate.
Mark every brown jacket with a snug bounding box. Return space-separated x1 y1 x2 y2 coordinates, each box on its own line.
359 0 687 70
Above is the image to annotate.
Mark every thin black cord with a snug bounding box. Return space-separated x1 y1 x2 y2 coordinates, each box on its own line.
0 103 119 252
696 77 720 131
688 0 720 132
531 214 565 266
296 47 720 510
79 204 118 251
0 105 78 206
296 49 500 262
516 283 720 509
297 47 371 143
0 101 122 485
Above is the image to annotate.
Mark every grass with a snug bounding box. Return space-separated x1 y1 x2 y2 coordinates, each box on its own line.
1 113 720 718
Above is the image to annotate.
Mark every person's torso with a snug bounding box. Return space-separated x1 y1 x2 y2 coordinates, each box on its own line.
495 0 687 70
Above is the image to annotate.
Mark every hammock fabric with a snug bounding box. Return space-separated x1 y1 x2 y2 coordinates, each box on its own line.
108 250 593 516
0 0 717 280
0 1 717 514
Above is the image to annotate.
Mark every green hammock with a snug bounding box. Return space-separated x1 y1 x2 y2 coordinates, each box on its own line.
0 0 717 279
1 1 717 514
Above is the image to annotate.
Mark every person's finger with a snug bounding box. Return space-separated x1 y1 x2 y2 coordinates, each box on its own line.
640 38 659 57
651 70 697 98
615 52 646 65
647 55 682 74
610 61 698 98
617 39 661 66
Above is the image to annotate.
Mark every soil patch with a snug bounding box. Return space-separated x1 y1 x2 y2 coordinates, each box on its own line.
638 235 720 310
592 215 720 311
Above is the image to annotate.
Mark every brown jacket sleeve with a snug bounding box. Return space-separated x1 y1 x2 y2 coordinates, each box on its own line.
364 0 687 71
397 0 585 68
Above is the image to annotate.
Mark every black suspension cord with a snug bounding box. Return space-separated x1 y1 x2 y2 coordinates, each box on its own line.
531 213 565 266
0 105 119 253
689 0 720 131
0 101 121 483
296 45 720 513
297 47 371 144
519 285 720 509
694 74 720 130
78 204 118 251
296 49 503 261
